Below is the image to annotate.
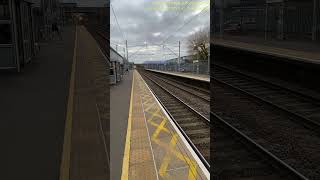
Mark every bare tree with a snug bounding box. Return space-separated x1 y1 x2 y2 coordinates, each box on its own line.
187 27 209 61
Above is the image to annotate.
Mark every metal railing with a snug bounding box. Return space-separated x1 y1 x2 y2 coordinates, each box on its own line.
144 61 209 75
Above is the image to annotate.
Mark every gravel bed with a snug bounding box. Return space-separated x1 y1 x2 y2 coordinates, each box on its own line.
213 81 320 179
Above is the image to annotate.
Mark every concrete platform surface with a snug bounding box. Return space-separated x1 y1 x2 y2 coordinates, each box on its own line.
146 69 209 82
110 70 133 180
0 25 75 180
61 25 110 180
121 70 209 180
213 37 320 63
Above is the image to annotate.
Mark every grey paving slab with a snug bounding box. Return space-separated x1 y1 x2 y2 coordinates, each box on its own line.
110 70 133 180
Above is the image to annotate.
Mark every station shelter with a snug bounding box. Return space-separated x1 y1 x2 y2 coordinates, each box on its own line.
0 0 35 72
110 47 125 84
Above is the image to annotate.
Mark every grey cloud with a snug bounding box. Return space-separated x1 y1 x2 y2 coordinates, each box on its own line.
111 0 210 63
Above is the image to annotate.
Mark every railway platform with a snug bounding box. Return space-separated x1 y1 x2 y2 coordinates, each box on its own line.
1 25 76 180
2 24 110 180
146 69 209 82
121 70 209 180
59 25 110 180
110 70 133 180
213 37 320 63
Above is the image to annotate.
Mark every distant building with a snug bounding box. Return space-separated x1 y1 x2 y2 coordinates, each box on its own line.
0 0 62 71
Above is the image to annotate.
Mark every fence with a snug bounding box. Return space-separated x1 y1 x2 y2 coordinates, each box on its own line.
144 60 209 75
212 1 319 41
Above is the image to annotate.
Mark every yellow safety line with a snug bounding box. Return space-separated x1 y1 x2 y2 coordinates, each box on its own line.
146 107 163 121
159 133 178 177
148 119 170 134
151 120 167 141
121 71 135 180
59 25 78 180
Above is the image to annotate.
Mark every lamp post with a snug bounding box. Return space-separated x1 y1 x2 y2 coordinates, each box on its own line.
220 0 224 38
313 0 319 41
178 41 180 72
265 3 268 40
193 43 199 74
207 44 210 75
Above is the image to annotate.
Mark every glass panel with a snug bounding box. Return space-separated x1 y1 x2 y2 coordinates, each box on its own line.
0 0 10 20
0 24 11 44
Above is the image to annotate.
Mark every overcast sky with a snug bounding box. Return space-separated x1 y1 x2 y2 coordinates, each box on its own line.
110 0 210 63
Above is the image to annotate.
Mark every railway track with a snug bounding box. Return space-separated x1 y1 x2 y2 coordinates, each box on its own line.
212 64 320 179
212 64 320 132
139 70 210 170
212 113 306 180
146 70 210 101
141 70 307 179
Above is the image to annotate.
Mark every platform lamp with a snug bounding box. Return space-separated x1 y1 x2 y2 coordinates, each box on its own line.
207 43 210 75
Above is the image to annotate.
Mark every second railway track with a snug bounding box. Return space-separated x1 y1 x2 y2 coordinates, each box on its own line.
212 64 320 131
212 63 320 179
212 113 306 180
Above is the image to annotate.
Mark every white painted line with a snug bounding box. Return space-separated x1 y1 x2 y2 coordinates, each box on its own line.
140 72 210 179
95 103 110 168
166 166 189 172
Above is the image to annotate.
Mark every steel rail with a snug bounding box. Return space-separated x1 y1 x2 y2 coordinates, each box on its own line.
211 76 320 134
213 63 320 104
211 112 309 180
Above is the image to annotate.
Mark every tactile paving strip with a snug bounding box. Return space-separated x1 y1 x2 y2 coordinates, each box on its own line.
128 72 158 179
